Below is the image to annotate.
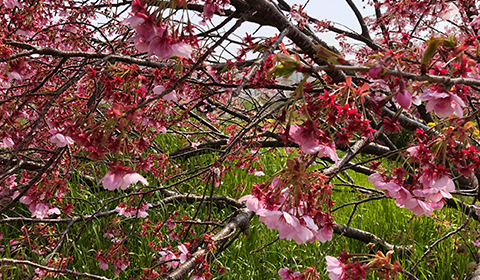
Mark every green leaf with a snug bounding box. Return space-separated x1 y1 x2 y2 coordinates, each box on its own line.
421 36 446 75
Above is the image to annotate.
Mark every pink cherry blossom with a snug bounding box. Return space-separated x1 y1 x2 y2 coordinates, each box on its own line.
289 123 338 162
2 0 22 9
396 78 412 109
49 129 74 147
368 172 439 216
114 262 128 275
400 196 435 216
171 43 193 58
439 4 459 20
472 240 480 247
35 268 47 277
369 63 383 78
28 203 61 219
178 244 189 263
115 202 152 218
257 209 314 244
406 145 420 157
278 268 291 279
314 224 334 242
123 13 157 42
153 85 178 102
100 171 148 191
1 137 14 148
278 268 302 279
326 256 345 280
149 35 174 59
421 90 465 118
414 174 455 202
240 177 332 244
99 261 109 270
122 173 149 188
123 1 193 59
191 142 200 149
368 173 403 198
190 276 206 280
471 14 480 30
239 195 261 212
159 250 180 268
203 3 221 21
146 30 192 60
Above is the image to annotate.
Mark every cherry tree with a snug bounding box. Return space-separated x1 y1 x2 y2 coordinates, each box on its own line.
1 0 480 279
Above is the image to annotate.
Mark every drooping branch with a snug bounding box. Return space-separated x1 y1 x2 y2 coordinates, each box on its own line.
334 223 411 253
344 0 372 41
4 41 172 69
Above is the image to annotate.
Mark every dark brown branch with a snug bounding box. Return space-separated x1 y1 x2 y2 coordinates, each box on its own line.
4 40 172 69
372 0 390 45
303 64 480 88
344 0 372 40
333 224 411 253
0 190 243 225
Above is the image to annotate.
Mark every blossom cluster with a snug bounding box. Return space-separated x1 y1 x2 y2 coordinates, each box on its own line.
421 89 465 118
159 243 192 268
240 159 334 244
115 202 152 218
123 0 193 59
368 164 455 216
288 121 338 162
326 250 402 280
278 267 320 280
96 244 131 276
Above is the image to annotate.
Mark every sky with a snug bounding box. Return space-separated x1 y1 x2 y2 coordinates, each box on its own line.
193 0 377 60
287 0 375 47
233 0 376 48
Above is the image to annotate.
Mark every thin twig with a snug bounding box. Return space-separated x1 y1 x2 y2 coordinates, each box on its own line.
0 258 111 280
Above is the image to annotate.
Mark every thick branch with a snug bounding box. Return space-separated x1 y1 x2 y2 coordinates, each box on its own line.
344 0 372 40
242 0 347 84
333 224 410 253
164 208 254 280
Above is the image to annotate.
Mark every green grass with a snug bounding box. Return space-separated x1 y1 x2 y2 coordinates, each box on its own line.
1 138 478 280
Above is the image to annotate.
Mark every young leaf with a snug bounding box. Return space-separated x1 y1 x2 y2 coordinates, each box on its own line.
421 36 446 75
